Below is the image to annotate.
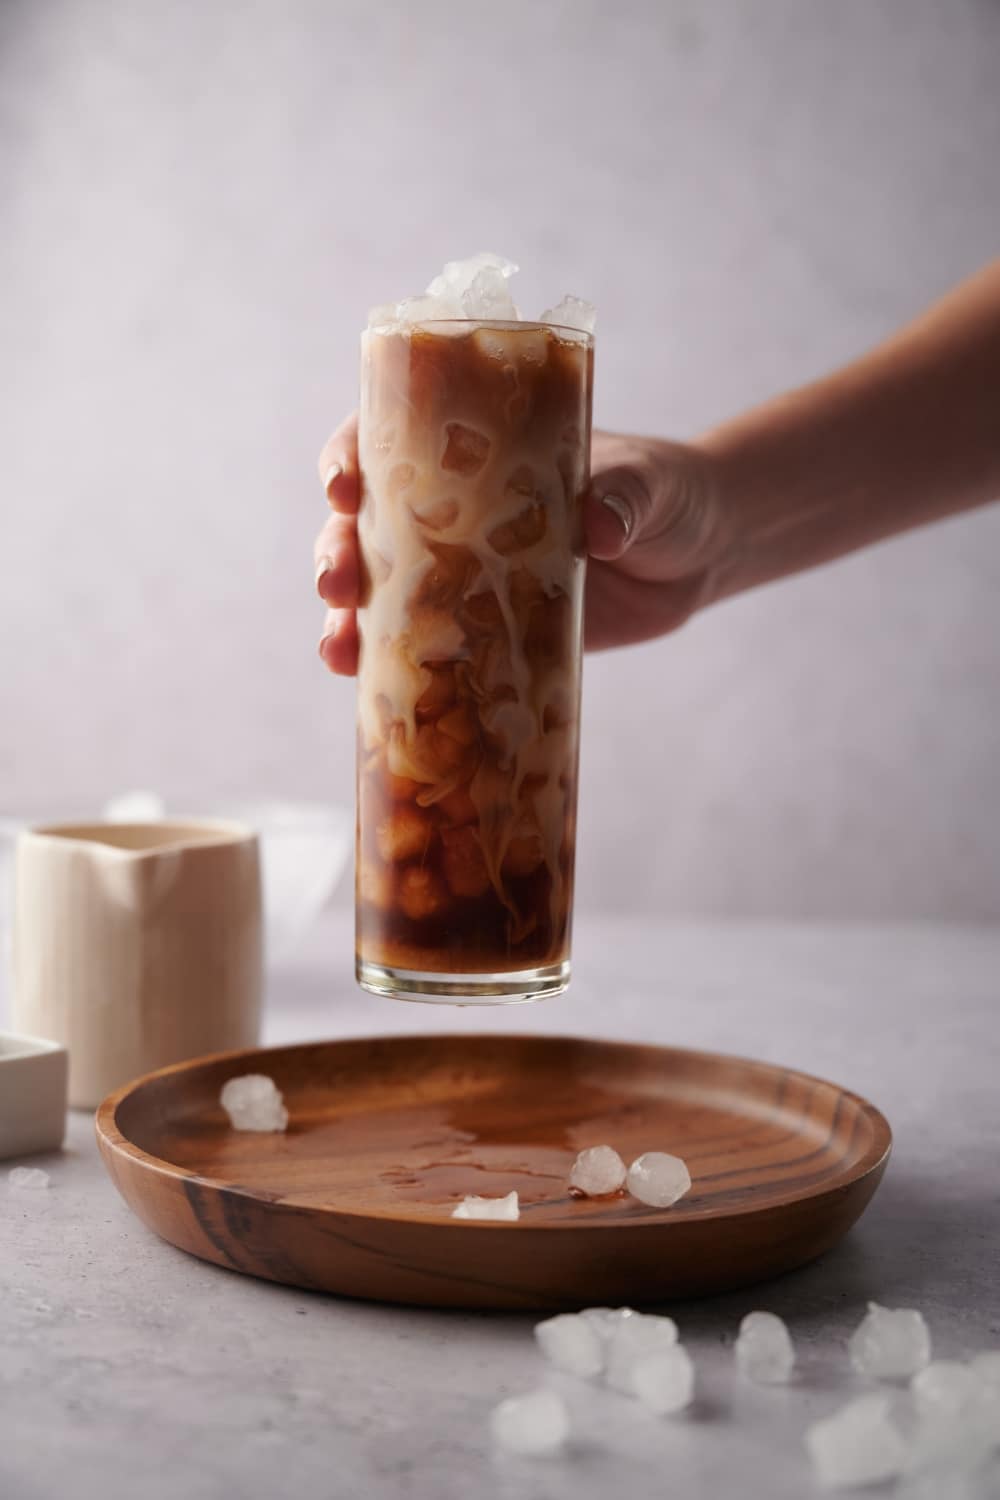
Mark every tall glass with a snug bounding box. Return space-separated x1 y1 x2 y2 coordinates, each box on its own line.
355 318 593 1003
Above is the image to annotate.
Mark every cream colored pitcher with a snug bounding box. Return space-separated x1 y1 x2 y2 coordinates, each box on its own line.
13 820 262 1108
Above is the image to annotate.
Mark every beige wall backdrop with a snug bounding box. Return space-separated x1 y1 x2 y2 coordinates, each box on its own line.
2 0 999 920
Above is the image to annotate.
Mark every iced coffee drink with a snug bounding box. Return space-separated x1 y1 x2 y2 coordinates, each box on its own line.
356 255 594 1002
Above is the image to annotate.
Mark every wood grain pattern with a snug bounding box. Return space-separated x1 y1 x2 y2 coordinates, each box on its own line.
95 1034 891 1310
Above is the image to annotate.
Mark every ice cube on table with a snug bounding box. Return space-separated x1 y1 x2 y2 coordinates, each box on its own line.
605 1312 680 1393
539 295 596 335
569 1145 626 1197
625 1151 691 1207
907 1398 998 1479
580 1307 635 1343
630 1345 694 1414
219 1074 288 1133
534 1313 604 1378
848 1301 931 1379
735 1310 796 1384
911 1360 981 1419
490 1388 569 1455
451 1191 519 1221
805 1394 906 1490
907 1357 1000 1474
8 1167 51 1190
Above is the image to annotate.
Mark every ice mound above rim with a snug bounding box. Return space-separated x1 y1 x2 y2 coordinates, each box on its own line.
368 253 595 335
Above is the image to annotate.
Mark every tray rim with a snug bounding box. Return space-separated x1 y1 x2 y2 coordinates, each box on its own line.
95 1033 892 1231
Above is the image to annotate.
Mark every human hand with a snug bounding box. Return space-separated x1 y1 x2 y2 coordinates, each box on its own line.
314 418 729 672
576 429 728 649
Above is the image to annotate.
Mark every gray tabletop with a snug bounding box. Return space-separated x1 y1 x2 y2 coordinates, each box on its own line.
3 914 998 1500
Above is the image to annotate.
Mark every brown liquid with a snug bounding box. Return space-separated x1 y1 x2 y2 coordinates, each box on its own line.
356 320 593 976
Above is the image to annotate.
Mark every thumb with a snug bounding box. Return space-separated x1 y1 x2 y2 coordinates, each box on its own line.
583 461 655 561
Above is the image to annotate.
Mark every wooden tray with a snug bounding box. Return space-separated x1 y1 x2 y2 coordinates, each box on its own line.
95 1034 891 1310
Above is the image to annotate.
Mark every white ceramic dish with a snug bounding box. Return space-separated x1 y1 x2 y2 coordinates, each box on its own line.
0 1032 68 1159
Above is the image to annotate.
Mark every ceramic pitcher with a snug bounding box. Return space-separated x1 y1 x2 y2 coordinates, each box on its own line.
13 820 263 1108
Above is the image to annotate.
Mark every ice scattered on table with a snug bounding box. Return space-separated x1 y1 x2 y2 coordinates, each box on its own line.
451 1190 520 1221
219 1074 288 1132
8 1167 50 1190
490 1388 569 1455
630 1344 695 1414
805 1393 906 1490
625 1151 691 1208
490 1300 1000 1485
735 1311 796 1384
540 294 597 336
370 254 595 334
605 1312 680 1394
535 1313 604 1378
569 1145 626 1197
848 1301 931 1379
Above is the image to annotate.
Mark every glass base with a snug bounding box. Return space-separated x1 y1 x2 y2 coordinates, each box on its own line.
356 958 570 1006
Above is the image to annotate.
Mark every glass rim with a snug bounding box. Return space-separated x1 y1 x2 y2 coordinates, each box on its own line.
365 317 594 343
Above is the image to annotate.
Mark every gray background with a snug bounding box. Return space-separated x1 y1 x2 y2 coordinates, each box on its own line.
2 0 999 921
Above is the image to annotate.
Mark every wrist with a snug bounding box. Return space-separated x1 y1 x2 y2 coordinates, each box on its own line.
674 435 751 610
696 392 844 605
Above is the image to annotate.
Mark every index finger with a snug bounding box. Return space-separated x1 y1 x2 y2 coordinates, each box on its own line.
317 411 361 514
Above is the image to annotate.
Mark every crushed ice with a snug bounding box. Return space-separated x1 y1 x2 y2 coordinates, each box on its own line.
219 1074 289 1133
630 1345 695 1414
911 1360 980 1419
490 1388 569 1455
451 1190 520 1221
369 253 595 335
568 1144 626 1197
625 1152 692 1208
849 1301 931 1379
805 1393 906 1489
534 1313 604 1378
906 1359 1000 1476
504 1297 1000 1488
539 294 597 335
735 1310 796 1384
605 1312 680 1393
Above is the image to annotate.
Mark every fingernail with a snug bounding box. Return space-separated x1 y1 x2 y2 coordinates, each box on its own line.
600 493 633 540
318 633 335 659
324 462 343 496
315 555 334 596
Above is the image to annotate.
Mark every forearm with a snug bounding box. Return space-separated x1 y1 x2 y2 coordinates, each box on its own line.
701 261 1000 601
